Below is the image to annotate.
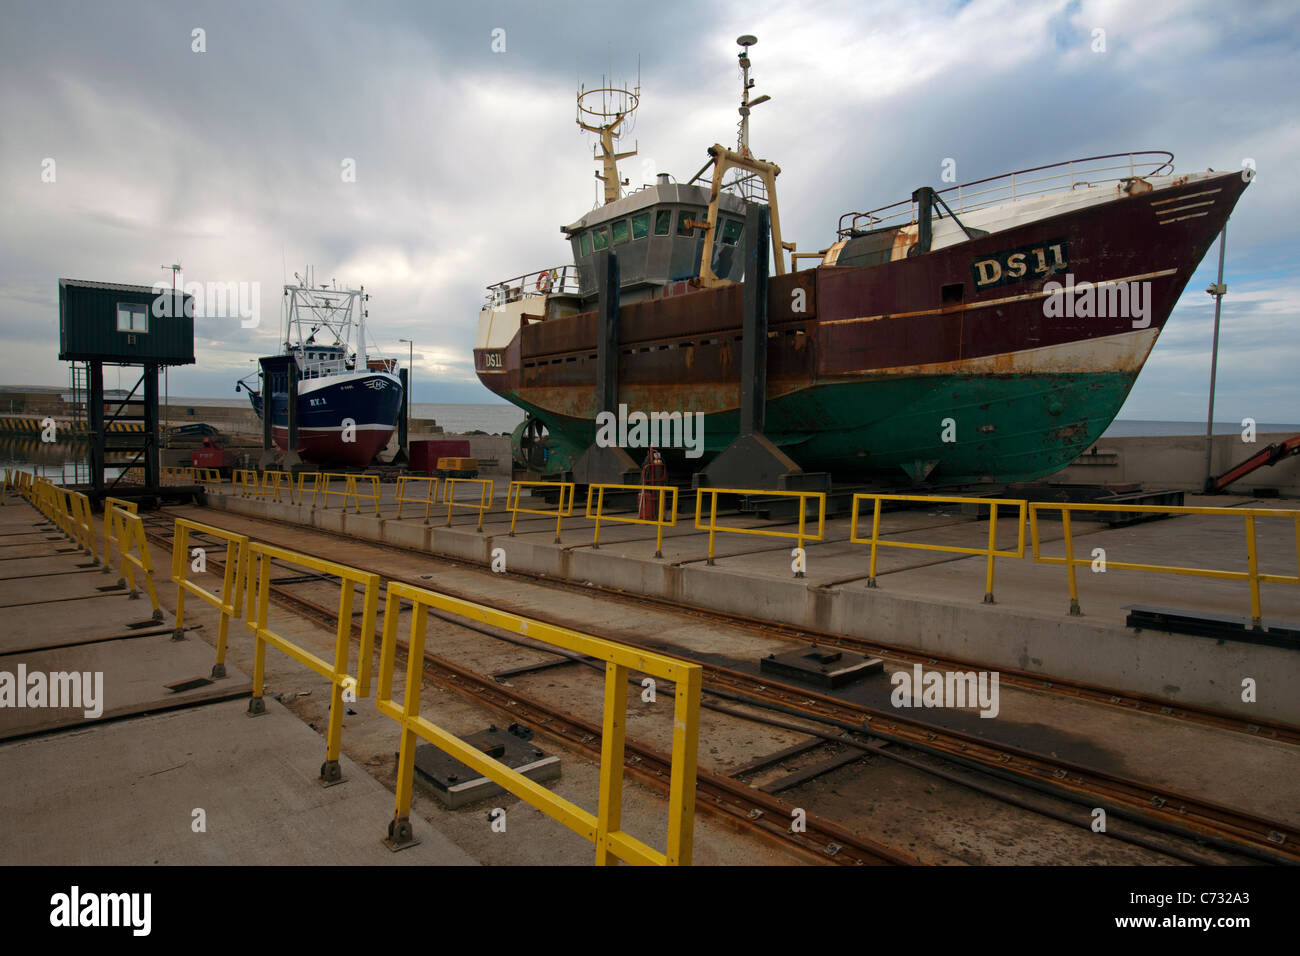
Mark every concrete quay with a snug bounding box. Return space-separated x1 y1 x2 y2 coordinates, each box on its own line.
204 482 1300 726
0 500 477 866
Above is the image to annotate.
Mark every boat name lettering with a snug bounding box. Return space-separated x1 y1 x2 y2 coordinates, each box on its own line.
970 239 1068 290
482 351 505 370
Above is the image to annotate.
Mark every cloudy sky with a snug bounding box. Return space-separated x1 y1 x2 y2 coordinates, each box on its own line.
1 0 1296 422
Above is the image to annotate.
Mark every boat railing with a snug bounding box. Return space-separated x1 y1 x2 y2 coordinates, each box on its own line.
836 151 1176 238
485 265 582 306
295 356 349 380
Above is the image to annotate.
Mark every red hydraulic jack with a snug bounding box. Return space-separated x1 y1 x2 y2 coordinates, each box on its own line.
637 448 667 519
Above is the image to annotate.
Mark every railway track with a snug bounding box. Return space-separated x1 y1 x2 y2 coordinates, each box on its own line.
140 509 1299 865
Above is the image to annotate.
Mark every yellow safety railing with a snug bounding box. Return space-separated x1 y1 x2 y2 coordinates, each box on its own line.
48 485 75 539
171 518 249 678
161 466 198 486
295 471 322 506
376 579 702 865
507 480 575 542
66 490 97 561
195 468 223 490
443 478 494 531
102 496 139 572
695 488 826 577
233 469 260 498
11 470 33 500
1030 502 1300 624
244 542 380 785
317 473 380 515
587 484 679 558
395 476 440 521
851 494 1028 604
257 470 293 503
107 507 162 619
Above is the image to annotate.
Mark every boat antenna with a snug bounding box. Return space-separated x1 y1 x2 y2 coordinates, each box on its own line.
736 35 769 159
577 71 640 205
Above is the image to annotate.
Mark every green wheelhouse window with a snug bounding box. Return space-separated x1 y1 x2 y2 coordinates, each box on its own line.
592 228 609 251
720 218 744 246
677 209 700 236
579 232 592 256
654 209 672 235
611 219 629 245
631 212 650 240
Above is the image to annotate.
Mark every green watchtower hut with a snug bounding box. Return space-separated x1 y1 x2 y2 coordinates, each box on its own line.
58 278 195 503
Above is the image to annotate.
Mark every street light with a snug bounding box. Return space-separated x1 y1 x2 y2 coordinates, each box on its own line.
161 263 181 448
398 338 413 441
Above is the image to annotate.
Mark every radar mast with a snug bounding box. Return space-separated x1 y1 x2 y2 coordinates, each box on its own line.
577 76 640 205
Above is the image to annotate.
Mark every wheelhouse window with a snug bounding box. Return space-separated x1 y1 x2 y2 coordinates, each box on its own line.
631 212 650 240
611 219 629 245
579 232 592 256
592 228 609 251
653 209 672 235
116 302 148 333
677 209 701 236
720 218 744 246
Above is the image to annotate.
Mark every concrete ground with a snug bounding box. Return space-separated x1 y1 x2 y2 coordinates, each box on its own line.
0 500 476 866
5 481 1297 866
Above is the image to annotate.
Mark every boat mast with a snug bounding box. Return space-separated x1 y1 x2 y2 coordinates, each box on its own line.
577 79 640 206
357 285 367 368
693 35 792 288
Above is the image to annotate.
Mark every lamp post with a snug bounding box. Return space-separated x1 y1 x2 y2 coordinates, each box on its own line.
398 337 413 440
161 263 181 449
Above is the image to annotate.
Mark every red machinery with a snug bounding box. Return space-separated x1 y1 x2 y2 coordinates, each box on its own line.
410 439 472 474
1206 435 1300 493
637 448 667 519
191 437 234 474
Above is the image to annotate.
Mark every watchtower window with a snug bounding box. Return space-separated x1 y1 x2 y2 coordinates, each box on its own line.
631 212 650 240
654 210 672 235
611 220 629 245
579 232 592 256
720 218 744 246
592 228 609 251
116 302 148 333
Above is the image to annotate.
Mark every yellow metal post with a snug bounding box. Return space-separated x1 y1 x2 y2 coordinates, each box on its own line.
795 496 807 578
984 503 999 604
1062 509 1081 616
1245 514 1261 628
667 663 701 866
595 661 628 865
868 498 882 586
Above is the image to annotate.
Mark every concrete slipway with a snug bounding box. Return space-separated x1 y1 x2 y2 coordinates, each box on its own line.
204 483 1300 726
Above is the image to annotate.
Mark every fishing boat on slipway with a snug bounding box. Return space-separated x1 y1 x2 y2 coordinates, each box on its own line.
239 270 402 467
473 36 1248 484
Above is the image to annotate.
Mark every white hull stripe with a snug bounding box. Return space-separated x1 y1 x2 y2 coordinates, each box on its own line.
838 327 1161 378
1150 188 1221 207
297 372 402 397
821 268 1178 328
273 424 395 434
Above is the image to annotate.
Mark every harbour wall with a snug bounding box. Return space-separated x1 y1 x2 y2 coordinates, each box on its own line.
1050 432 1300 496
